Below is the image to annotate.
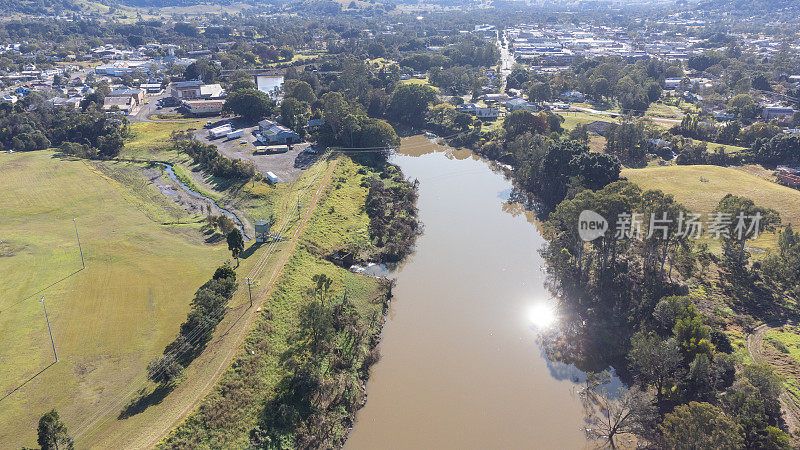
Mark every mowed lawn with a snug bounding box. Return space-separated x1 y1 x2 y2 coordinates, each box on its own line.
622 165 800 251
0 151 226 448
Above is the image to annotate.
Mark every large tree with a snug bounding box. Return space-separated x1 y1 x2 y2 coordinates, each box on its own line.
580 373 657 448
627 332 682 402
503 110 548 140
224 89 275 122
37 409 74 450
387 83 437 125
712 194 780 270
660 402 743 449
227 229 245 264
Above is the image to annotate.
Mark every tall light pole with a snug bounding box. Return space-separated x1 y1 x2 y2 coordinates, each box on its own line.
40 296 58 362
245 278 254 308
73 218 84 269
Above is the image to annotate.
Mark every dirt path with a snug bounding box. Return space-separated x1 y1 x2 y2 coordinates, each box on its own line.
747 324 800 434
111 157 339 449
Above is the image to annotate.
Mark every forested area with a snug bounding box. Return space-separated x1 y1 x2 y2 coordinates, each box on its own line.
0 93 128 158
541 182 790 447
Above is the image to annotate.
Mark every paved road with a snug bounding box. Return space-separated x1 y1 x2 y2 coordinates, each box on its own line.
497 29 514 90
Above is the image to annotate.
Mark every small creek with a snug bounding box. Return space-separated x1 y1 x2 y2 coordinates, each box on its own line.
158 163 249 239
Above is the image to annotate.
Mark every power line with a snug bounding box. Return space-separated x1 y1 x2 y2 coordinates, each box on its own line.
73 151 335 442
39 296 58 363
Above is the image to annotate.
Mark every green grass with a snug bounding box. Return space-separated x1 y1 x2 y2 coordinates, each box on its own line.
763 328 800 403
645 102 684 120
161 156 386 447
765 328 800 364
0 151 228 448
622 165 800 251
728 330 754 365
558 111 618 131
123 121 206 161
688 138 747 155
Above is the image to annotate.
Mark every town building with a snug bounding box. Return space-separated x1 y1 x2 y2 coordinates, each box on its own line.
258 120 301 144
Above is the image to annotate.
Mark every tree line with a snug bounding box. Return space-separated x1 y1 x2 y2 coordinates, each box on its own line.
171 131 256 180
0 93 128 158
541 178 790 447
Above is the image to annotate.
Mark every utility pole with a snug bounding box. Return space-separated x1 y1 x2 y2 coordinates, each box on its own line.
297 196 301 218
40 296 58 362
73 218 84 269
245 278 254 308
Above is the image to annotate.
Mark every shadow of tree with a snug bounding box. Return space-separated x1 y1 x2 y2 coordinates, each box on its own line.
240 241 263 259
118 383 175 419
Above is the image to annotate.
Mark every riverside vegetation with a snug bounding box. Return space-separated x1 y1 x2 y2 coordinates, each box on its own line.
160 155 419 448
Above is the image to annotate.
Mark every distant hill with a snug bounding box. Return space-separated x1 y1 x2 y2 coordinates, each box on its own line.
116 0 234 6
4 0 83 15
692 0 800 15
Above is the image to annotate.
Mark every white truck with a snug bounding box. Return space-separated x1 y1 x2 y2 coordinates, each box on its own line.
208 124 232 139
226 129 244 140
266 171 279 184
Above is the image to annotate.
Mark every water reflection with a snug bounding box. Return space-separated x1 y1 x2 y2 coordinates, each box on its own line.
527 302 557 329
348 136 591 449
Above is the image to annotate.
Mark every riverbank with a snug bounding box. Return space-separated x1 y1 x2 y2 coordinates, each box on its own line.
347 136 587 448
159 155 420 448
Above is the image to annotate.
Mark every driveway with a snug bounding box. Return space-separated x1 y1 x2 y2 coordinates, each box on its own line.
193 121 317 183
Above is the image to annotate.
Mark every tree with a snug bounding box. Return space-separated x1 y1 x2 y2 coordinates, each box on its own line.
146 353 183 385
387 83 438 125
627 332 682 402
227 229 244 263
660 402 743 449
284 80 316 104
752 73 771 91
742 364 784 422
580 372 657 448
174 22 198 37
37 409 74 450
503 110 548 139
527 82 552 103
722 378 788 448
280 97 309 134
183 58 220 83
604 120 648 166
713 194 780 270
279 47 294 61
224 89 275 122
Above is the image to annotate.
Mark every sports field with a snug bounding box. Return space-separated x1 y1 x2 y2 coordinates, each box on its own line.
622 164 800 251
0 151 227 447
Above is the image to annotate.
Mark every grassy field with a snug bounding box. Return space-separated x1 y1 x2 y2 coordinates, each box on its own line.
558 111 618 131
688 138 748 154
0 151 228 448
160 156 386 447
645 102 684 119
622 165 800 251
73 156 336 449
123 121 206 161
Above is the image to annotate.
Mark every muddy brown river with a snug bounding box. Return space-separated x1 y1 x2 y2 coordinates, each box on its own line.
347 136 589 449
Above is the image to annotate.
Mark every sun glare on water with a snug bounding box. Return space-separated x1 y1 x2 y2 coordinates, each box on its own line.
527 302 557 329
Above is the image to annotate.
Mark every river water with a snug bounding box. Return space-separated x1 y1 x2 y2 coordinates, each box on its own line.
347 136 589 449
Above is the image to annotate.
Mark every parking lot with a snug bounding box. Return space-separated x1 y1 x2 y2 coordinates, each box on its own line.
193 118 318 183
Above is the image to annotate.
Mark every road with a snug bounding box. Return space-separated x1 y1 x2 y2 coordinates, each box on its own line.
109 156 340 449
497 29 514 90
748 324 800 434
